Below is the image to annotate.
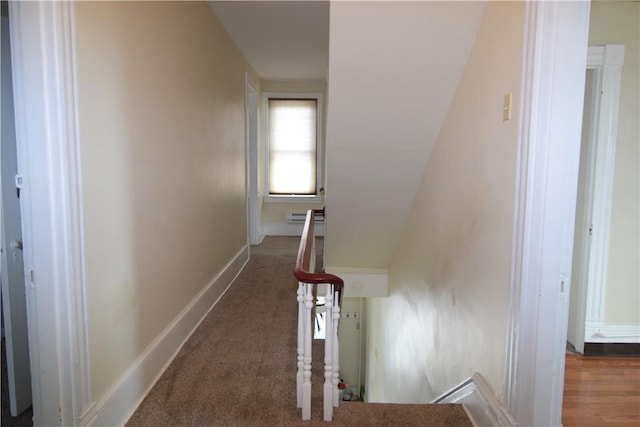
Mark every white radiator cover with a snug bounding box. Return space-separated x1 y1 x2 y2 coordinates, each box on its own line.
286 212 325 224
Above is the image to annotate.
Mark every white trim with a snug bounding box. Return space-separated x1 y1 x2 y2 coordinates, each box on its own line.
568 60 599 354
9 1 93 424
262 92 324 198
504 2 590 426
434 373 515 427
263 222 325 237
585 323 640 343
587 45 625 68
86 245 249 427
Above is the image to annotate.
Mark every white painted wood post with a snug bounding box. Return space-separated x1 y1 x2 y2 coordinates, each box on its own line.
302 283 313 420
323 285 334 421
296 282 305 408
333 291 341 408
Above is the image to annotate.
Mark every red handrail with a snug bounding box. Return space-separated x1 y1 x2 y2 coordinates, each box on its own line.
293 209 344 304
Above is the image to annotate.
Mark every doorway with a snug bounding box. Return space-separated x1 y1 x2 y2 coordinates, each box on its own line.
567 45 625 355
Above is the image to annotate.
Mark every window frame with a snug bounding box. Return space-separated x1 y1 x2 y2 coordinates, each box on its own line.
262 92 324 203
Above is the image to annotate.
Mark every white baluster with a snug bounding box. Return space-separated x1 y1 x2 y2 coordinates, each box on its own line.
333 291 341 407
323 285 334 421
302 283 313 420
296 282 304 408
310 237 316 272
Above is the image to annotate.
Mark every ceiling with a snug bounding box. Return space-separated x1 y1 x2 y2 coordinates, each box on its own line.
207 1 329 80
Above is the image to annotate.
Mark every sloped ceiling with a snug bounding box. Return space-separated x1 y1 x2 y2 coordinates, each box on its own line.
207 1 329 80
324 1 486 269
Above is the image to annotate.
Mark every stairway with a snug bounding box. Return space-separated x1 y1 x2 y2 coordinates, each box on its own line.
126 237 472 426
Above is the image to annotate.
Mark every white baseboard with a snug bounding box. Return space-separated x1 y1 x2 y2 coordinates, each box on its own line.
85 245 250 427
433 373 516 427
264 222 325 236
585 322 640 343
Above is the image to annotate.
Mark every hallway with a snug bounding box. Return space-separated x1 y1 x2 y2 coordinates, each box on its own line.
6 237 639 425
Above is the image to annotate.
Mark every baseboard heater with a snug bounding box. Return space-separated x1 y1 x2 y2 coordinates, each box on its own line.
287 212 325 224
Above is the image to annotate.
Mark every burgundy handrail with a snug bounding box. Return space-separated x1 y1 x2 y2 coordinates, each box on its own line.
293 209 344 304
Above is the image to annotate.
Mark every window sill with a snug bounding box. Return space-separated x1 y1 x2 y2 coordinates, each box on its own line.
264 195 325 204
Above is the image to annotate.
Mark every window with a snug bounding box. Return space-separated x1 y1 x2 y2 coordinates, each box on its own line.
264 93 323 200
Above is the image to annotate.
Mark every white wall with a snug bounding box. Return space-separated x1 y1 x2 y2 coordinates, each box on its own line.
324 1 485 269
365 1 525 403
589 2 639 328
75 1 258 401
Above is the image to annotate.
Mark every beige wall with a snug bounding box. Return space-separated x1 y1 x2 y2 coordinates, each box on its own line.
365 1 524 403
324 1 485 268
75 1 258 400
261 79 326 230
589 2 639 327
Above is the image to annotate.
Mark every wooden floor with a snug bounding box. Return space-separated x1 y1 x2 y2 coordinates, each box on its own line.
563 353 640 426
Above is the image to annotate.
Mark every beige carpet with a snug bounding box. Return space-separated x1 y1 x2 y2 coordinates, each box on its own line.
126 237 471 426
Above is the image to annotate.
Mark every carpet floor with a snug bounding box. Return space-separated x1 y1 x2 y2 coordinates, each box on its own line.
126 236 471 426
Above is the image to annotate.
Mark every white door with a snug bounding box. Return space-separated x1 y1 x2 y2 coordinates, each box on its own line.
1 13 32 417
567 69 598 354
245 74 261 244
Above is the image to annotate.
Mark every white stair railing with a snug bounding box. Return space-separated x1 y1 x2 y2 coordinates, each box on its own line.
294 209 344 421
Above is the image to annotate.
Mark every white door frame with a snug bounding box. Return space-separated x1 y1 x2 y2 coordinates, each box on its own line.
504 1 590 426
9 2 93 425
245 73 262 245
569 45 625 353
582 45 625 344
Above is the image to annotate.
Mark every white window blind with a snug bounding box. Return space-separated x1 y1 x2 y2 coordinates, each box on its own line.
268 98 317 195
